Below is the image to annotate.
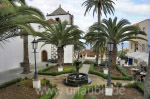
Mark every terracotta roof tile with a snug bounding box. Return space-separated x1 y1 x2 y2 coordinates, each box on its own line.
46 19 57 24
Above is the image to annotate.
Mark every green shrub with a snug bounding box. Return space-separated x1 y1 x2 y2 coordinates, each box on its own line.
116 82 122 87
134 82 144 94
40 88 57 99
74 85 92 99
38 67 76 76
89 64 133 80
74 85 104 99
125 82 144 94
41 78 52 88
17 79 32 87
83 60 95 64
0 78 22 89
89 96 97 99
99 61 106 66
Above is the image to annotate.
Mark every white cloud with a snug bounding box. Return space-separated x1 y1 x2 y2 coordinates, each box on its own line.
26 0 150 31
115 0 150 16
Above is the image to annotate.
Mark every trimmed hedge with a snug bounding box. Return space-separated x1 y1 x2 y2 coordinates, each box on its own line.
0 78 22 89
38 68 76 76
126 82 144 94
74 82 144 99
89 64 133 80
116 66 133 79
74 85 104 99
83 60 95 64
40 88 57 99
38 64 83 76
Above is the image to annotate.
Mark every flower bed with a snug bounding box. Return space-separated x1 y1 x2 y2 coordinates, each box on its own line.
89 64 133 80
38 64 82 76
74 82 144 99
0 78 57 99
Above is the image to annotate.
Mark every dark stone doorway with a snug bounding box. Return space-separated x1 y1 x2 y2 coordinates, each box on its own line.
42 50 48 62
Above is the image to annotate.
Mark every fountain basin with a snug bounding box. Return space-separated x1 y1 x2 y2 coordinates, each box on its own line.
64 73 92 87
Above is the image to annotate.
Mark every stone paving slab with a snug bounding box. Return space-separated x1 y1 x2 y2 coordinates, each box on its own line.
0 62 56 84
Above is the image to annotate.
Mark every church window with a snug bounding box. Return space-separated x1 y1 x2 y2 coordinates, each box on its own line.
55 18 60 22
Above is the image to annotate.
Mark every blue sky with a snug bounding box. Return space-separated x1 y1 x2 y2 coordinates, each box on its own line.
26 0 150 50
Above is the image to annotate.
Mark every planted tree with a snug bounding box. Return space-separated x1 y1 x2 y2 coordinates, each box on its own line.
0 0 45 73
85 26 106 65
74 40 85 61
91 17 147 68
82 0 115 24
37 21 83 66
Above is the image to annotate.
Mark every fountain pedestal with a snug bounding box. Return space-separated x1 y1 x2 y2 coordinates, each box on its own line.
64 61 92 87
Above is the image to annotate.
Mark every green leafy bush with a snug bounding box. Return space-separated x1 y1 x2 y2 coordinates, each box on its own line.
40 88 57 99
116 66 133 80
74 85 104 99
116 82 122 87
38 66 76 76
74 85 89 99
83 60 95 64
126 82 144 94
41 78 52 87
89 96 97 99
0 78 22 89
99 61 106 66
17 79 32 87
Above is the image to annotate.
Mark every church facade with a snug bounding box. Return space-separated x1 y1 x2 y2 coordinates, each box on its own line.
0 5 74 72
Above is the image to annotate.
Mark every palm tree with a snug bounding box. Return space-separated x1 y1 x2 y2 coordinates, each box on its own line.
17 0 44 74
74 40 85 61
82 0 115 24
92 17 147 68
37 21 83 66
85 26 106 64
0 0 45 73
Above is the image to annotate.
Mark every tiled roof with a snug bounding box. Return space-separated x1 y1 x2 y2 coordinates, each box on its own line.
46 19 57 24
48 5 69 16
80 50 95 56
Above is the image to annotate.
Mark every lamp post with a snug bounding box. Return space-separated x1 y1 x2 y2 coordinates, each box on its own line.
106 39 114 86
105 39 114 96
32 38 41 89
31 39 38 80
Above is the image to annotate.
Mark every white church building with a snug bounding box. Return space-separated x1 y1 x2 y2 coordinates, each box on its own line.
0 5 74 72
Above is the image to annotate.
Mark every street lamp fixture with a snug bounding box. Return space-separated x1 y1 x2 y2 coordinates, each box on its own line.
106 39 114 86
31 39 38 80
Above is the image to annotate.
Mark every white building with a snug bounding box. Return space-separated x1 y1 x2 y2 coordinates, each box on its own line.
127 19 150 66
0 5 74 72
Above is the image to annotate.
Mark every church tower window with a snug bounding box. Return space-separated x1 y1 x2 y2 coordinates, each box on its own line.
55 18 60 22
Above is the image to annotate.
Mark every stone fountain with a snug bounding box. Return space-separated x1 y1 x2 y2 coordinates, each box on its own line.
64 61 92 87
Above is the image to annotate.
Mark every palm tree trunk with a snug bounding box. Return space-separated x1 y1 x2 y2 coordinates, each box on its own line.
100 52 103 62
96 52 99 65
112 43 117 69
23 35 30 74
144 51 150 99
96 3 101 65
98 3 101 24
57 47 64 66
